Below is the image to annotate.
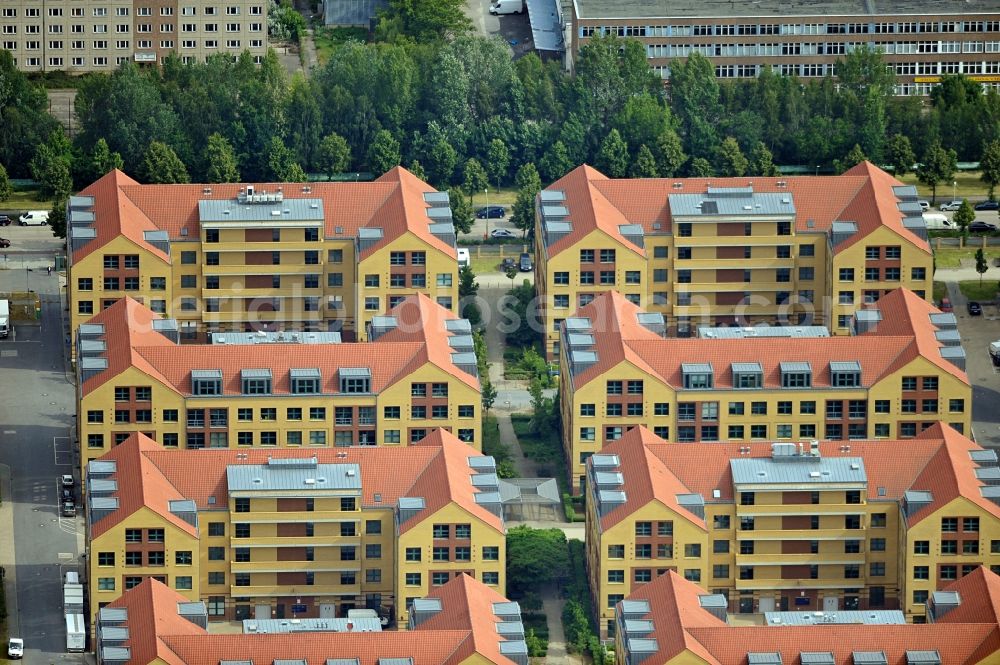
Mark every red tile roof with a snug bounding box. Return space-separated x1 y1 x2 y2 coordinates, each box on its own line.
81 295 478 397
568 288 967 389
623 569 1000 665
75 166 454 263
89 429 503 540
543 161 929 259
105 575 520 665
596 423 1000 531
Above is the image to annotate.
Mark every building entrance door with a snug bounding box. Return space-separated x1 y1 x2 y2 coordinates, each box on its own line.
320 603 336 618
823 596 839 612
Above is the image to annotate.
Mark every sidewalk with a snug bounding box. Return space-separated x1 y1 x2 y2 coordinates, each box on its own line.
0 464 21 637
541 588 584 665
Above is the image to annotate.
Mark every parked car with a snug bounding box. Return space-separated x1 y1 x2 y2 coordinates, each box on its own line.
940 200 964 211
939 297 953 312
61 499 76 517
918 200 930 211
0 238 9 248
60 488 73 502
500 257 516 272
7 638 23 659
61 474 74 488
968 301 983 316
519 252 533 272
0 215 12 226
490 228 515 238
968 220 998 234
476 206 505 219
18 210 49 226
974 200 1000 211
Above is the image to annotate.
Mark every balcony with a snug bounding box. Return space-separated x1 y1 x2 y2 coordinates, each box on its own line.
206 241 322 253
230 560 361 573
677 258 795 271
735 576 866 591
235 512 362 524
678 279 796 293
233 536 361 548
734 552 867 566
201 286 324 300
203 263 323 276
229 583 360 597
737 503 865 517
737 528 862 541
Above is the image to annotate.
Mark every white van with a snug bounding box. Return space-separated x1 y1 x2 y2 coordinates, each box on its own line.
457 247 470 268
489 0 524 14
18 210 49 226
922 213 953 230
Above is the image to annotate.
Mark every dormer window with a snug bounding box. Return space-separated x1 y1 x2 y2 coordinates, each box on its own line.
339 367 371 394
780 362 812 388
191 369 222 395
290 368 321 394
830 361 862 387
681 363 713 389
732 362 763 389
240 369 272 395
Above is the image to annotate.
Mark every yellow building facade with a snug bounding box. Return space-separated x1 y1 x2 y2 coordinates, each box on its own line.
561 288 971 494
586 424 1000 640
67 167 460 353
86 430 506 628
535 162 933 361
76 295 482 480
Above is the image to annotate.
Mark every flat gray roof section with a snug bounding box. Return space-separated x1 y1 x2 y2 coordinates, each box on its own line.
669 192 795 217
699 326 830 339
227 462 361 492
731 456 867 485
764 610 905 626
527 0 565 50
572 0 1000 20
199 198 324 223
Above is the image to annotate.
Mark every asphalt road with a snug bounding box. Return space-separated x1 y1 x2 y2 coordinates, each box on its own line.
0 247 82 662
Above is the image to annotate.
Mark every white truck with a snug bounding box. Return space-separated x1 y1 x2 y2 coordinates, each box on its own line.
0 299 8 338
489 0 524 14
991 340 1000 367
65 613 85 652
63 583 84 614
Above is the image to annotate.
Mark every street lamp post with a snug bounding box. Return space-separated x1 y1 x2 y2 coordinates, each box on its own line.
953 181 957 201
484 187 490 238
815 165 820 177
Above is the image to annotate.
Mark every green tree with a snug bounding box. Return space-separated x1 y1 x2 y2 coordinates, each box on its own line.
90 138 125 181
316 132 352 179
141 141 190 184
976 248 989 285
407 159 427 181
504 280 537 348
654 129 687 177
506 526 569 598
511 163 542 237
0 51 61 178
917 141 959 204
689 157 713 177
266 136 304 182
980 139 1000 200
613 93 671 152
481 379 497 414
0 163 11 202
954 199 975 234
630 144 659 178
835 144 868 174
30 131 74 199
573 34 659 124
748 141 778 177
447 187 474 235
459 264 478 299
368 130 401 176
885 133 916 178
48 196 68 239
596 129 629 178
669 52 721 158
203 133 240 183
539 140 573 183
377 0 472 42
486 139 510 190
835 45 896 99
714 137 748 177
463 158 489 205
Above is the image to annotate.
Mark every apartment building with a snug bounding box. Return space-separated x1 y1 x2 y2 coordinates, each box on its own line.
76 294 481 478
534 161 934 361
585 423 1000 638
612 567 1000 664
1 0 266 71
93 575 527 665
559 287 970 493
568 0 1000 95
66 166 460 352
85 429 507 628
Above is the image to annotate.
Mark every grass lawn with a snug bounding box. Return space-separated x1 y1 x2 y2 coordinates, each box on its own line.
959 279 1000 301
311 26 367 65
898 171 990 201
933 281 948 303
933 247 983 270
3 186 51 212
471 256 500 275
482 414 515 472
470 187 518 208
522 612 550 641
510 414 565 478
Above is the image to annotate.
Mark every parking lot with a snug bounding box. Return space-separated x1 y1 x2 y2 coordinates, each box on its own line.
947 286 1000 449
